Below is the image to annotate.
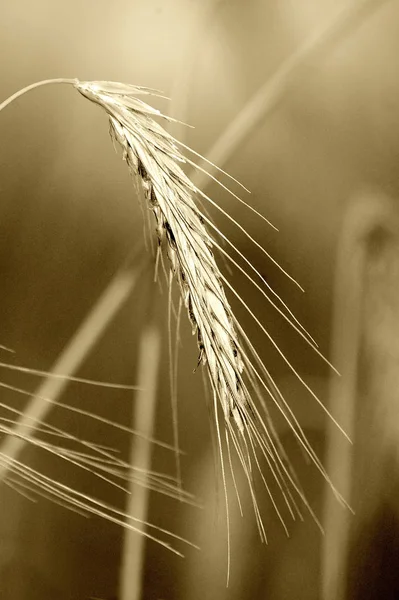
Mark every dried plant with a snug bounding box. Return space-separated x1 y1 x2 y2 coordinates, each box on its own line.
0 79 349 574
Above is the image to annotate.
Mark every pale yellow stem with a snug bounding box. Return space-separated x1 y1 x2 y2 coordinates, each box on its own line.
120 319 162 600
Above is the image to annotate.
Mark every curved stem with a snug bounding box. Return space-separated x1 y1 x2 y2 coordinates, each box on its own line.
0 78 78 113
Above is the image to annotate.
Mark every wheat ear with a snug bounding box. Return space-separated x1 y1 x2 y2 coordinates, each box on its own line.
76 80 249 435
1 79 350 570
74 80 350 538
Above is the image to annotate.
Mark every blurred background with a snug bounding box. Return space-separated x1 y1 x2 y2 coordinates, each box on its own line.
1 0 399 598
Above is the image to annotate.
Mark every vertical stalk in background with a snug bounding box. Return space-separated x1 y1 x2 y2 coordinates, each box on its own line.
322 192 397 600
120 284 162 600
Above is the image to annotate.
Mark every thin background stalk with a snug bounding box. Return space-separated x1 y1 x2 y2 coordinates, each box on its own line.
322 192 398 600
120 275 162 600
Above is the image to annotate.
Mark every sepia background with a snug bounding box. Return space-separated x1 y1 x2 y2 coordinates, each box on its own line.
1 0 399 598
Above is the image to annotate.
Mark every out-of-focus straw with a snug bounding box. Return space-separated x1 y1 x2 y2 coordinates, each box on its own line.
119 309 162 600
322 192 399 600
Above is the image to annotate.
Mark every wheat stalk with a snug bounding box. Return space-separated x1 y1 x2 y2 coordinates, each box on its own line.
0 78 350 577
73 80 352 554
